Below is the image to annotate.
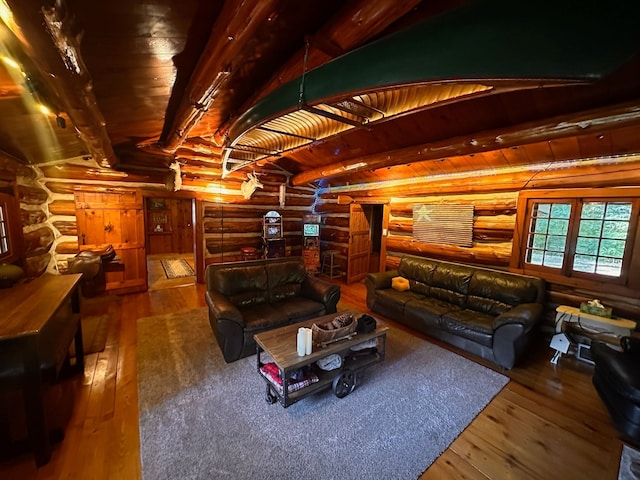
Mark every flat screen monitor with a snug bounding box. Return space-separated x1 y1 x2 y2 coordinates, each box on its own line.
303 223 319 236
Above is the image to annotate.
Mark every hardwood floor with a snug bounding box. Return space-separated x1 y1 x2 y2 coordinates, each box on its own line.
0 277 625 479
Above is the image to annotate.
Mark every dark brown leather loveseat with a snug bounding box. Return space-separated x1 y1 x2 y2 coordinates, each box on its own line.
365 255 545 369
205 257 341 363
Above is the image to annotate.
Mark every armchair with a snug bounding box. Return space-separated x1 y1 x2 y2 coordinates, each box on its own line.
591 337 640 447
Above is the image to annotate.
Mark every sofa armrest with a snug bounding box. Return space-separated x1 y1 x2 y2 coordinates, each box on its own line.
364 270 397 309
205 290 244 327
366 269 398 290
493 303 543 331
301 276 341 313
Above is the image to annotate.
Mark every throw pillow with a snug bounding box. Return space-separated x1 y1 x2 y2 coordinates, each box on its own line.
392 276 410 291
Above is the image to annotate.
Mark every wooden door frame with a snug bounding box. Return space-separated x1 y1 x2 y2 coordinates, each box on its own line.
344 197 390 275
360 201 390 273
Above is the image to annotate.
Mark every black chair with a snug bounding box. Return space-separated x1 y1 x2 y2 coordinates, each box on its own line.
591 337 640 447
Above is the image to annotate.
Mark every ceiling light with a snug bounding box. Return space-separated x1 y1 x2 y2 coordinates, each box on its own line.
1 55 19 70
37 103 52 115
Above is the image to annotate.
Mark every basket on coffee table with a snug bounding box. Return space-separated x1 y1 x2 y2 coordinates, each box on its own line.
311 313 357 348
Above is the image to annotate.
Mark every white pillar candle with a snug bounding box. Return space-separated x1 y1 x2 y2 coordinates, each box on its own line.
304 328 312 355
297 328 306 356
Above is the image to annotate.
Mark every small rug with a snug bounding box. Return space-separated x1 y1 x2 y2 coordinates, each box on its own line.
70 313 110 356
160 258 195 279
620 445 640 479
137 308 508 480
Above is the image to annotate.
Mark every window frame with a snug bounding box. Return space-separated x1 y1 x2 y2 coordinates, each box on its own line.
512 188 640 295
0 192 20 263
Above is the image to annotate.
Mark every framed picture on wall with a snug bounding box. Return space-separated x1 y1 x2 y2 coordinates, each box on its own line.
148 198 167 210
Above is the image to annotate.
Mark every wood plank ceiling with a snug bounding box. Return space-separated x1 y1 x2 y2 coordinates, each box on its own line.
0 0 639 190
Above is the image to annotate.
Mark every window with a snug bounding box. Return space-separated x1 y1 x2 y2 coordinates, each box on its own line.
520 194 639 285
0 192 17 262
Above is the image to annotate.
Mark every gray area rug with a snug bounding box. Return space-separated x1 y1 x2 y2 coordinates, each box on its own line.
620 445 640 480
137 308 508 480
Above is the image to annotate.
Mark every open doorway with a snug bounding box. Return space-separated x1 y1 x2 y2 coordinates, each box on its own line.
346 202 387 283
145 197 196 290
366 204 384 273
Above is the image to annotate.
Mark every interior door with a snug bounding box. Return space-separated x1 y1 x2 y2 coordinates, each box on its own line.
75 189 147 294
175 198 194 253
346 203 371 284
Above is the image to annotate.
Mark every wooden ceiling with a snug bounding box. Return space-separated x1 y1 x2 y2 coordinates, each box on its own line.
0 0 639 189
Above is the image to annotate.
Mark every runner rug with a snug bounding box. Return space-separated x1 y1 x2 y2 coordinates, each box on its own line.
160 258 195 279
137 307 508 480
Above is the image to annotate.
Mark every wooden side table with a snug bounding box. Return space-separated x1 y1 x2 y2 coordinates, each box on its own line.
555 305 636 336
550 305 637 365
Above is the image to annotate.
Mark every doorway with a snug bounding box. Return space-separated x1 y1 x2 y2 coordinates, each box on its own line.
346 202 387 283
366 204 384 273
145 197 196 290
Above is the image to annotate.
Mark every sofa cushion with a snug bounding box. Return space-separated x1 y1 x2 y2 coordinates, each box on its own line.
469 270 539 306
428 264 473 307
410 280 430 297
278 297 326 322
466 296 511 316
267 260 307 303
242 304 289 333
441 309 494 347
399 256 438 285
209 264 269 307
405 297 458 328
376 288 423 312
209 264 267 294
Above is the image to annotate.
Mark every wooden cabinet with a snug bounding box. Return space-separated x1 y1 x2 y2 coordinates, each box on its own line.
75 189 147 294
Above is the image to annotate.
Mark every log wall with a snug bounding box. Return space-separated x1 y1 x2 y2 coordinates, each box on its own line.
195 173 316 281
316 158 640 328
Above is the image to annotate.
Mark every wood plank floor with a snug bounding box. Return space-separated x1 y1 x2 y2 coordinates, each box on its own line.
0 270 626 479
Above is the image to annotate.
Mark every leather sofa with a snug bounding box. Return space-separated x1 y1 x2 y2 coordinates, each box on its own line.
365 254 545 369
591 337 640 447
205 257 341 363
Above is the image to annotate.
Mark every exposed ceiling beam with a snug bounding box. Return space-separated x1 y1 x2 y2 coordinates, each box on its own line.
159 0 280 152
291 100 640 186
222 0 425 133
4 0 117 168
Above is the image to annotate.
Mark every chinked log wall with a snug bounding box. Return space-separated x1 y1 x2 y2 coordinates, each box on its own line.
195 173 316 282
316 158 640 326
8 159 316 281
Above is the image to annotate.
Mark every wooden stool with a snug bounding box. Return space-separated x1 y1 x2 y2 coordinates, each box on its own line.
240 247 259 261
321 250 341 279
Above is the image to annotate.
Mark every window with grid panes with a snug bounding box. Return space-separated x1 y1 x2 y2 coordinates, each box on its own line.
522 198 637 283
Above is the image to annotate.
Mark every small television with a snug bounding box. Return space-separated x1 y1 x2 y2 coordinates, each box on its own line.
303 223 320 236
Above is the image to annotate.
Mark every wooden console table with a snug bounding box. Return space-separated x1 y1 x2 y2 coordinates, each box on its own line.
0 273 83 466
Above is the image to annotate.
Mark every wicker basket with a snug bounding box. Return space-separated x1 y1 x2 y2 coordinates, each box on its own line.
311 313 357 348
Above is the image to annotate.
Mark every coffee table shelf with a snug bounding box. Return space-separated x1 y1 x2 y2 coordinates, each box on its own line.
254 311 388 408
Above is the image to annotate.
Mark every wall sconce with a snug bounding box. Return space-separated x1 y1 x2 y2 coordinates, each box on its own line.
279 184 286 207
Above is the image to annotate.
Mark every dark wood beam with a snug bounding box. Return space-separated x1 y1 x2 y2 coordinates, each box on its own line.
5 0 117 168
292 100 640 186
159 0 280 152
222 0 424 134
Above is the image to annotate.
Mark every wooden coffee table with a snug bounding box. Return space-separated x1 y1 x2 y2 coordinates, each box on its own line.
254 310 388 407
